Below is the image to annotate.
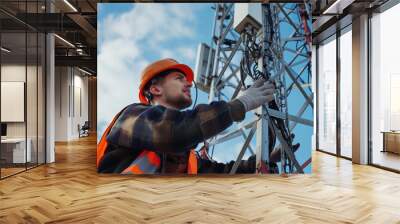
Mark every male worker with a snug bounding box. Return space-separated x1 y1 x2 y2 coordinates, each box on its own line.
97 58 275 174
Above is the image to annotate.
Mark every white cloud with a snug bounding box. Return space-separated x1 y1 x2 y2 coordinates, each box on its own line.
97 4 198 140
177 47 196 61
159 49 174 59
102 4 195 44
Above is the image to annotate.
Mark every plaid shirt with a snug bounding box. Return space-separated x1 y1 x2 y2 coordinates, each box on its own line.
99 99 246 173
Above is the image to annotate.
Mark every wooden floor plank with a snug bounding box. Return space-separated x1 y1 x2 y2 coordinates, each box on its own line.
0 135 400 223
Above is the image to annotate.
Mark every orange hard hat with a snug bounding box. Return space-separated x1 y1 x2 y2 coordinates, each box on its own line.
138 58 194 104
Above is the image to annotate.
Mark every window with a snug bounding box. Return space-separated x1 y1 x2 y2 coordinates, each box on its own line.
317 35 337 154
370 2 400 171
339 28 352 158
0 1 47 179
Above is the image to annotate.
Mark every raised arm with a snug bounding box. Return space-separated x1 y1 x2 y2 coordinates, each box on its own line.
106 100 246 154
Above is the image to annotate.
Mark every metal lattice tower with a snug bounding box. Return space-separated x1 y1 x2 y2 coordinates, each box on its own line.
199 2 313 174
207 3 242 103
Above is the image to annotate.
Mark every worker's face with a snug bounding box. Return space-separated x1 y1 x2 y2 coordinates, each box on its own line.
152 71 192 109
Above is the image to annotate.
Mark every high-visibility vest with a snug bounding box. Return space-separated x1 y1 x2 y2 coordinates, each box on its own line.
97 108 125 168
97 108 198 174
121 149 197 174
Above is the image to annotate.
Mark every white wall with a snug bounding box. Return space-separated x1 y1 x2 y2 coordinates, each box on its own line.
1 65 39 138
55 67 89 141
55 67 68 141
72 72 89 138
1 66 26 140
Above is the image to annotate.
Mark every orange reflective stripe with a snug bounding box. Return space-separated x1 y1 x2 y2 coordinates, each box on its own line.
96 109 125 168
122 149 197 174
146 151 161 166
122 165 144 174
121 150 161 174
187 149 198 174
97 137 108 168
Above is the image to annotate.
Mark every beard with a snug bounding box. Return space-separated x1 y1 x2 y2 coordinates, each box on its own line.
166 94 192 109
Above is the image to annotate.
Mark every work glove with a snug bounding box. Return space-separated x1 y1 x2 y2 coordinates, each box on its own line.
236 78 275 112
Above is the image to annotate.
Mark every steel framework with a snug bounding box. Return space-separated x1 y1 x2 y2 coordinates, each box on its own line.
201 2 313 174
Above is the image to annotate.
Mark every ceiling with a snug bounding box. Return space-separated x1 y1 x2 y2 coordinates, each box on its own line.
0 0 98 74
312 0 390 44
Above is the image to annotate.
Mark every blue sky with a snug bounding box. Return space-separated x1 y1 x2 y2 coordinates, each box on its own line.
97 3 312 173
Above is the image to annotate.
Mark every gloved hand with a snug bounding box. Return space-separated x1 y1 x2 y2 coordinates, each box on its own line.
236 78 275 112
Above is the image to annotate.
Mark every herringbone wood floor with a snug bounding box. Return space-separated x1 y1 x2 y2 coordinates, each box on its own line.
0 135 400 224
